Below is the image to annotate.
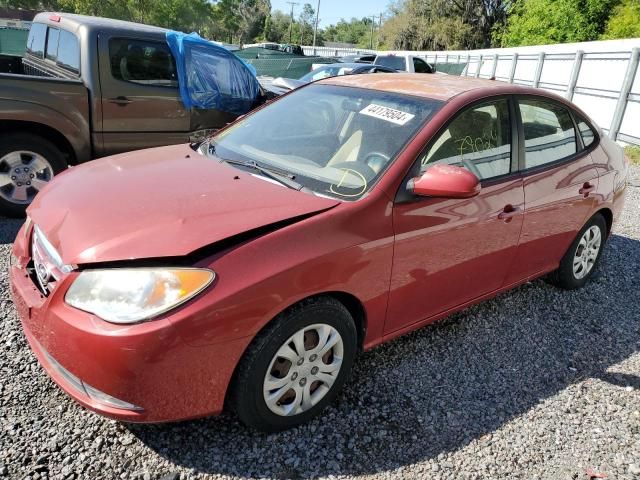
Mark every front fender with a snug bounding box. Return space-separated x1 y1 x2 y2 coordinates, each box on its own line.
166 193 395 351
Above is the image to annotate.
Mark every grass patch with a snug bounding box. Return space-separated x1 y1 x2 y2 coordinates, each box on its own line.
625 145 640 166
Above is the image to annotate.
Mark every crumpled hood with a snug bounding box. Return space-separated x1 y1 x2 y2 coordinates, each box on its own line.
28 144 339 265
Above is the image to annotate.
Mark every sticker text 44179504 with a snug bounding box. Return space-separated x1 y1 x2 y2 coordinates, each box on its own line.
359 104 415 126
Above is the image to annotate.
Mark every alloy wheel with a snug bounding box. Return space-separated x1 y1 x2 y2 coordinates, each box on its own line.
573 225 602 279
0 151 54 204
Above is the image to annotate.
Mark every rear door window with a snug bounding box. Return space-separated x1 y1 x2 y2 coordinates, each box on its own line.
109 38 178 87
57 30 80 73
26 23 47 58
519 99 577 169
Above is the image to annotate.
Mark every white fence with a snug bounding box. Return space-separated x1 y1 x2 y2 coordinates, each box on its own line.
244 43 376 57
296 39 640 146
302 46 376 57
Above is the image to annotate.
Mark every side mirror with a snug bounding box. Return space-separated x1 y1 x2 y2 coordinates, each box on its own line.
408 164 480 199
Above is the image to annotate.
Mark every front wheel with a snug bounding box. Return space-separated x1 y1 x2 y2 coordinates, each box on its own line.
547 213 607 290
0 133 67 218
231 297 357 432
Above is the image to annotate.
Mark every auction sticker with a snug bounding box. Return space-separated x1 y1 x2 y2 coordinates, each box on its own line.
360 104 415 125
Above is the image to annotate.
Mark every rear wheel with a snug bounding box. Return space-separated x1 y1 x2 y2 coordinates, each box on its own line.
547 213 607 290
0 133 67 218
231 297 357 432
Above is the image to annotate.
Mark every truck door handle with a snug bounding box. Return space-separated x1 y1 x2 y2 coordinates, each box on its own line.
498 204 520 222
108 96 132 106
579 182 595 197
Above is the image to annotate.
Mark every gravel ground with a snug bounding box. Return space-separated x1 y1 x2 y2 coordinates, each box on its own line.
1 168 639 480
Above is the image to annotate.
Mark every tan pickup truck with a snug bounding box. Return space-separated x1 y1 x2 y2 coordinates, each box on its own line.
0 13 267 217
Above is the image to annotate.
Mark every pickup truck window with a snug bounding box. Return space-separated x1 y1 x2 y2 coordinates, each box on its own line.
109 38 178 87
413 58 433 74
57 30 80 73
26 23 46 59
45 28 59 61
376 56 406 71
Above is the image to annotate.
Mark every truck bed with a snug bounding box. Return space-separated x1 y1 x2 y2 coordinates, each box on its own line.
0 70 92 162
0 54 24 75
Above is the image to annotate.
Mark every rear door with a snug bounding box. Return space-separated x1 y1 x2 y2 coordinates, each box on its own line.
386 97 525 334
506 96 599 283
97 34 190 155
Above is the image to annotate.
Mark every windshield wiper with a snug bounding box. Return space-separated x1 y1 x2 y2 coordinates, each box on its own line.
221 158 308 192
202 141 309 193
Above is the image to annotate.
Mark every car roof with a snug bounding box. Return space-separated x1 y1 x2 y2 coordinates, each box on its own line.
319 73 517 102
33 12 169 36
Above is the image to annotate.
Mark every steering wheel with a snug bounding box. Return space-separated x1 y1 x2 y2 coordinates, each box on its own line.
312 100 336 132
460 158 483 179
363 151 391 174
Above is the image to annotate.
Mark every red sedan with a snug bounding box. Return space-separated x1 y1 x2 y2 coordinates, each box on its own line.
10 74 628 431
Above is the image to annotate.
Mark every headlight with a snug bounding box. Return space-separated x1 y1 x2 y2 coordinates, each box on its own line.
65 268 215 324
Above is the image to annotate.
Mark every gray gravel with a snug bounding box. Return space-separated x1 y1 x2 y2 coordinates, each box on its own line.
1 167 639 480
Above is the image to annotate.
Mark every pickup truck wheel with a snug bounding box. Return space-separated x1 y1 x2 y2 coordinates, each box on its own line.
0 134 66 218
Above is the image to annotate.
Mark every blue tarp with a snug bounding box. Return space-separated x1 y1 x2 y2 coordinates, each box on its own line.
166 31 261 115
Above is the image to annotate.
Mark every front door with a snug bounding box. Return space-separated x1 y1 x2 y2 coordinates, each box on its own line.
97 34 190 155
386 97 524 334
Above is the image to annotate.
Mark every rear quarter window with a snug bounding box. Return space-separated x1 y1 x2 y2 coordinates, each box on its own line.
574 112 596 148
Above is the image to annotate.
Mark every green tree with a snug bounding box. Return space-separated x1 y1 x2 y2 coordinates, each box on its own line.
601 0 640 39
379 0 510 50
0 0 59 10
500 0 619 46
323 17 374 47
236 0 271 44
298 3 315 45
261 9 292 42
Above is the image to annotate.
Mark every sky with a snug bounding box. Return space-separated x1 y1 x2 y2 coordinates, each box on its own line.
269 0 390 27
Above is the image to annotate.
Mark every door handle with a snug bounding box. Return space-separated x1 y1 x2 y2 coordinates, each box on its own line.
579 182 595 197
108 96 132 106
498 204 520 222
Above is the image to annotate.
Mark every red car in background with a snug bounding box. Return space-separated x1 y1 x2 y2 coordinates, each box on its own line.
10 74 628 431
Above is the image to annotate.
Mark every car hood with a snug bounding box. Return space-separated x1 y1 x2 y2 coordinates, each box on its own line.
27 144 339 265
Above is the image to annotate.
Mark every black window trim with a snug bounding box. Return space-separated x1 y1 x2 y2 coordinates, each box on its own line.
514 94 600 178
107 36 179 90
395 93 520 203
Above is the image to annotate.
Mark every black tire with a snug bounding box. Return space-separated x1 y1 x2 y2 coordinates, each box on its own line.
230 296 358 432
0 133 67 218
547 213 607 290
